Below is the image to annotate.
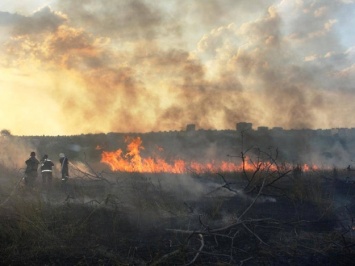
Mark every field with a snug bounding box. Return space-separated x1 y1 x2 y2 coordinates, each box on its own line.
0 162 355 265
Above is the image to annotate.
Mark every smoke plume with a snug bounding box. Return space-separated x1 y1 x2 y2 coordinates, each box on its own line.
0 0 354 135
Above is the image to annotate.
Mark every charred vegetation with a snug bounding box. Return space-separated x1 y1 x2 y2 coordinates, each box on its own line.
0 132 355 265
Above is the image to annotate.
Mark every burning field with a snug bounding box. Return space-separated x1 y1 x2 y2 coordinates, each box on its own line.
0 134 355 265
100 136 321 175
1 0 355 263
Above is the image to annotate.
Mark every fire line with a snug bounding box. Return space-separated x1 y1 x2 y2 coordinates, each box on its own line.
100 137 319 174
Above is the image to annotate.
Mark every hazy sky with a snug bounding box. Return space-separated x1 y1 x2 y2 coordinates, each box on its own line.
1 0 354 136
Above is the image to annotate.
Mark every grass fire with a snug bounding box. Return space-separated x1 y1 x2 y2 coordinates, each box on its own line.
100 136 321 174
0 129 354 265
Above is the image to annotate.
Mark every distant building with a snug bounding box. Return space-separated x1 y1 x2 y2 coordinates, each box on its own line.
236 122 252 132
257 126 269 134
186 124 196 132
271 127 283 131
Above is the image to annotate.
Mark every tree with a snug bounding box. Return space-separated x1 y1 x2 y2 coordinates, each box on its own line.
0 129 11 137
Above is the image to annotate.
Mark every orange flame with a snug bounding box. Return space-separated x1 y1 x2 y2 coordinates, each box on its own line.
100 137 320 174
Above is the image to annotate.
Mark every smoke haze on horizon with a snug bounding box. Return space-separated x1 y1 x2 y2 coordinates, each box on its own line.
0 0 354 136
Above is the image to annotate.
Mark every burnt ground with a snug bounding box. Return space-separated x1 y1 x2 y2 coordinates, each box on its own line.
0 171 355 265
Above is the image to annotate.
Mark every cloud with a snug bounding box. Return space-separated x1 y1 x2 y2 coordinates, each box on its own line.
0 0 355 135
189 1 355 129
56 0 165 40
0 6 66 35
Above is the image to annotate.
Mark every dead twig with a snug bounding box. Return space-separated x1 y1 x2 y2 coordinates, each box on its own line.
184 234 204 265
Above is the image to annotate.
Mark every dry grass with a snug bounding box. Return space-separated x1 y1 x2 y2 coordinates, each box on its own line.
0 165 354 265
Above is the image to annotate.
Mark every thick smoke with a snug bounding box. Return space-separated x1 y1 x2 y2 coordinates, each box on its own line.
0 136 39 173
0 0 354 135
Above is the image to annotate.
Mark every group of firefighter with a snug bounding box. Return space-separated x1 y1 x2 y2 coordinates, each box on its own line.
24 151 69 188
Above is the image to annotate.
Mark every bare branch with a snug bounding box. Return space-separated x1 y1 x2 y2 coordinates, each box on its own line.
241 222 267 245
184 234 204 266
239 178 266 221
